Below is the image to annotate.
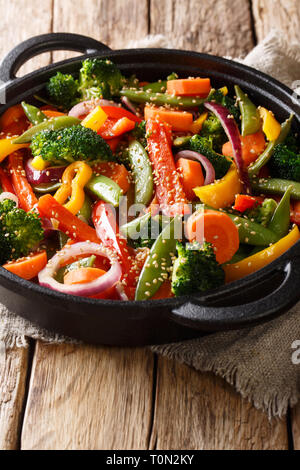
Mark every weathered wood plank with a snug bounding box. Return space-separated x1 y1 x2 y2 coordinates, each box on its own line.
0 0 53 76
52 0 149 62
150 0 254 57
0 346 29 450
252 0 300 43
150 357 289 450
21 343 154 450
291 404 300 450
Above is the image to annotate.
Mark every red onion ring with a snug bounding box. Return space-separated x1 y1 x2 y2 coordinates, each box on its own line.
175 150 215 185
38 242 122 297
25 158 66 185
0 192 19 206
204 102 251 193
68 99 119 118
115 282 129 301
121 96 138 116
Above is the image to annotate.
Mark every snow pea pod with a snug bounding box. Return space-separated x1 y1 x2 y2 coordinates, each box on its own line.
268 186 293 239
234 85 261 136
120 89 206 108
120 212 151 240
13 116 81 144
225 212 279 246
248 114 294 178
77 194 93 223
135 216 181 300
251 177 300 200
86 175 123 207
127 140 153 206
143 81 167 93
21 102 47 125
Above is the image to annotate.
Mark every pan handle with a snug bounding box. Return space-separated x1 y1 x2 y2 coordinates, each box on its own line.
0 33 111 82
170 255 300 331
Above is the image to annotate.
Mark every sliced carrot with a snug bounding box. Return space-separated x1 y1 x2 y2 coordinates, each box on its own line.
43 109 66 118
186 209 239 264
0 105 25 131
176 158 204 201
92 161 131 193
64 267 105 285
167 78 211 97
222 131 266 167
152 281 174 299
110 117 135 137
3 251 47 280
144 106 193 132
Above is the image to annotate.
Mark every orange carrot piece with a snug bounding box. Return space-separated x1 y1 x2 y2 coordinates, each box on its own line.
176 158 204 201
167 78 211 97
0 105 25 131
110 117 135 137
186 209 239 264
38 194 99 243
64 267 105 285
144 106 193 132
222 131 266 167
152 281 174 299
43 109 66 118
92 161 131 193
3 251 47 280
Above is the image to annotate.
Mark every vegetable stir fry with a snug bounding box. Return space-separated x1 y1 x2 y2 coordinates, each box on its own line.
0 58 299 301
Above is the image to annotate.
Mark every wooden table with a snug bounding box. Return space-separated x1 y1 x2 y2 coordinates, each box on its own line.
0 0 299 451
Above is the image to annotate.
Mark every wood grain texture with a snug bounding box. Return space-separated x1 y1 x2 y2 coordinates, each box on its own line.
150 0 254 56
21 343 154 450
52 0 149 62
252 0 300 43
0 347 29 450
291 404 300 450
0 0 53 76
150 357 288 450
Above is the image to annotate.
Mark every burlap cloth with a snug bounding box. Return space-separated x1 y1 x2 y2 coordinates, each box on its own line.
0 30 299 418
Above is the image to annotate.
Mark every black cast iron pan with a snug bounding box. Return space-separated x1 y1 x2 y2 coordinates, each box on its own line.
0 33 299 346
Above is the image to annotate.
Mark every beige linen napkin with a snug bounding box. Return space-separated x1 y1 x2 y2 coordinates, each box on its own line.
0 30 299 417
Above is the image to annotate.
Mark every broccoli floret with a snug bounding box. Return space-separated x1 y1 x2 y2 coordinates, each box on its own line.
47 72 80 110
171 241 225 297
188 134 232 179
131 120 147 147
246 198 277 227
30 125 113 165
269 141 300 182
201 113 227 153
208 89 241 123
78 58 124 100
0 199 44 264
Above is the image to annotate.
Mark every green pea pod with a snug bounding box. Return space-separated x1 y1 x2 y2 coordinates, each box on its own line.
225 212 279 246
86 175 123 207
234 85 261 136
13 116 81 144
173 136 192 148
77 194 93 223
248 114 294 178
120 89 205 108
128 140 154 206
120 212 151 240
33 182 62 194
143 81 167 93
268 185 293 239
21 101 48 125
251 177 300 200
58 231 69 249
135 216 181 300
55 255 96 283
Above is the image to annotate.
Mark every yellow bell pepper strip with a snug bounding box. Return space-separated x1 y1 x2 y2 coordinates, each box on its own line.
190 112 208 134
193 164 242 209
54 161 92 215
81 106 107 131
224 225 300 283
31 155 50 171
258 107 281 142
219 86 228 96
0 138 29 163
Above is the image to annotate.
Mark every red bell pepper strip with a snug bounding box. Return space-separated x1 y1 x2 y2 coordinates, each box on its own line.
38 194 100 243
100 106 142 123
92 200 139 298
233 194 262 213
8 151 38 211
0 167 15 194
146 117 188 216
